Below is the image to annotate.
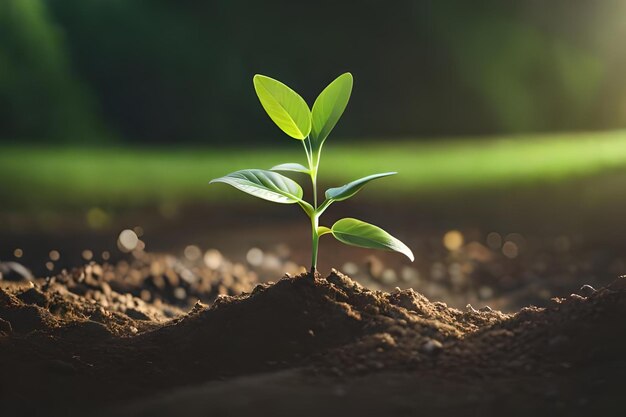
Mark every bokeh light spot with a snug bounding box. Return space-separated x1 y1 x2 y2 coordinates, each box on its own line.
502 241 519 259
118 229 139 252
86 207 110 230
184 245 202 261
246 247 263 267
443 230 464 251
203 249 223 269
341 262 358 275
486 232 502 250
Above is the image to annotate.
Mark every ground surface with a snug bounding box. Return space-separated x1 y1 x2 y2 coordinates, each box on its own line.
1 254 625 417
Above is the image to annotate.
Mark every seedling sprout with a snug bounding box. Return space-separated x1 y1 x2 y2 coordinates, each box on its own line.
210 73 413 272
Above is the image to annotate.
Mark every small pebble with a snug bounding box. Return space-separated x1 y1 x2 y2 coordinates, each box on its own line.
422 339 443 354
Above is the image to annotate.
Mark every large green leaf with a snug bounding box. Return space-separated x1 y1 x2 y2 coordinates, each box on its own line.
271 162 310 174
310 73 353 150
325 172 396 202
253 75 311 140
210 169 303 204
331 218 414 261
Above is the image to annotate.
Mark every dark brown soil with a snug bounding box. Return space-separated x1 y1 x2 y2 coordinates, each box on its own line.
1 258 625 417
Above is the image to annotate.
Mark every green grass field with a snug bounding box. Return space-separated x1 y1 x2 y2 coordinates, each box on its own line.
2 130 626 210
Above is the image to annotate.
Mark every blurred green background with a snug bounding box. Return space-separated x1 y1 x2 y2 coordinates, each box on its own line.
3 0 626 144
2 0 626 228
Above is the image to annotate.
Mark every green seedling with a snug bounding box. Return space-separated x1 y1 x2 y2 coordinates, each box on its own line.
210 73 413 272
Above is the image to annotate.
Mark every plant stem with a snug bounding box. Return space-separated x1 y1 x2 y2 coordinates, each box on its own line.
307 137 319 209
309 165 319 272
302 138 312 167
305 136 321 273
310 213 319 273
311 172 318 208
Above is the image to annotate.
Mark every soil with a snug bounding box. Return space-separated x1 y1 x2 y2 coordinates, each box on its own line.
1 255 625 417
6 198 626 314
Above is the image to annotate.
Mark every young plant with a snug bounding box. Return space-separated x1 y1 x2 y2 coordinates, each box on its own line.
210 73 413 273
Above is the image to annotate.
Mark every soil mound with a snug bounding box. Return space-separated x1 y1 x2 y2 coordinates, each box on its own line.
1 263 625 416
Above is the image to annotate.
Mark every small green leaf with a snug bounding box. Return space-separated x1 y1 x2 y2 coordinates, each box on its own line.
210 169 303 204
271 162 310 174
253 75 311 140
311 73 353 150
325 172 396 202
317 226 332 236
331 218 414 261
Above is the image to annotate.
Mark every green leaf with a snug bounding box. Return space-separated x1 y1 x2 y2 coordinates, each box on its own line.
311 73 353 150
317 226 332 236
271 162 310 174
331 218 414 261
325 172 396 202
210 169 303 204
253 74 311 140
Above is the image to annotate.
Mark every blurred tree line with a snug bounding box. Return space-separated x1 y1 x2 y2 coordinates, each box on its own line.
1 0 625 144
